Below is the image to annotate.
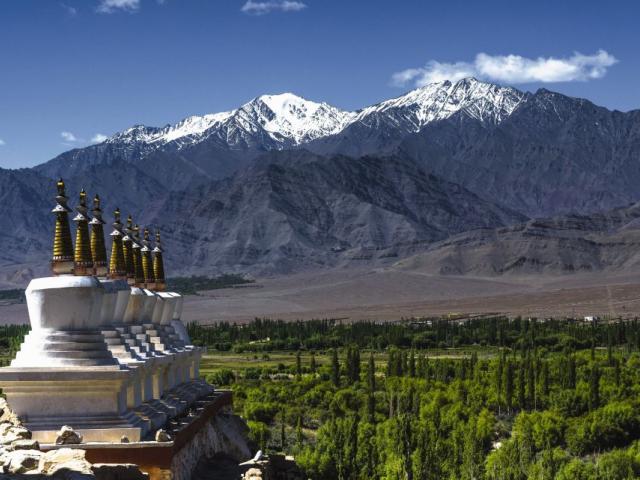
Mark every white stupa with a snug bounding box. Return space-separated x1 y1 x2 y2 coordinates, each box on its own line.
0 180 207 443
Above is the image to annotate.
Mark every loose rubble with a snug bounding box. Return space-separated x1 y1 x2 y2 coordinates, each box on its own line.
56 426 84 445
0 398 147 478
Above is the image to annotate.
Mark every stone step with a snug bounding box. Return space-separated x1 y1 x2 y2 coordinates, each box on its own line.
40 341 110 351
38 349 115 359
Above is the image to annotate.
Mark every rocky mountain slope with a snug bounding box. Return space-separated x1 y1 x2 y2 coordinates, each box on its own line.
398 89 640 217
395 202 640 276
36 78 640 219
2 78 640 284
0 152 523 281
144 151 524 275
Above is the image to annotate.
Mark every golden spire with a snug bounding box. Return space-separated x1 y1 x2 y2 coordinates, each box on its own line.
73 189 93 275
90 194 108 277
141 227 155 288
122 215 135 284
153 230 166 291
132 224 145 286
108 208 127 279
51 178 74 275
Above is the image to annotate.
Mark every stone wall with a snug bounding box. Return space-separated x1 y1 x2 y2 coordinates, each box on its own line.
169 413 252 480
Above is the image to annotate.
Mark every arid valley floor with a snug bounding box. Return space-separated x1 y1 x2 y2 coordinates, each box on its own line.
3 267 640 325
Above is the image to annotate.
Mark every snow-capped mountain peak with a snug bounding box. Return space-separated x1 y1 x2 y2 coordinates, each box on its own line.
106 92 354 149
352 77 527 131
100 78 528 158
236 92 355 144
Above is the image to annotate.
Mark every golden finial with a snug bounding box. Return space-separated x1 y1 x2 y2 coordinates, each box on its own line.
141 227 155 288
73 188 93 275
122 214 136 284
132 224 145 286
153 230 166 291
56 178 66 196
89 194 108 277
51 178 74 274
108 207 126 278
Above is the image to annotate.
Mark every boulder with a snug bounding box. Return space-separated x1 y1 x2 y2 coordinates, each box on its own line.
244 467 264 480
155 429 170 442
39 448 92 475
0 398 22 427
56 426 83 445
4 449 44 474
12 439 40 450
0 426 32 445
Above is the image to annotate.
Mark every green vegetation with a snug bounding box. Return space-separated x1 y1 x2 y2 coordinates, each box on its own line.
0 289 25 303
196 317 640 479
4 316 640 478
166 274 254 295
0 324 29 370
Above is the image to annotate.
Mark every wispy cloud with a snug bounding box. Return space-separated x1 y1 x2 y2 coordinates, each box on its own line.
0 139 6 146
241 1 307 15
97 0 140 14
392 50 618 87
91 133 108 143
60 3 78 16
61 131 81 143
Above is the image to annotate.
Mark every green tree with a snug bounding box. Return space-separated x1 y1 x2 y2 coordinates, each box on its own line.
331 348 340 387
310 352 317 374
588 364 600 411
518 362 526 410
280 408 286 450
505 360 514 413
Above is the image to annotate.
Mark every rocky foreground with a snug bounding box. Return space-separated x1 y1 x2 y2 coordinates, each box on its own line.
0 397 305 480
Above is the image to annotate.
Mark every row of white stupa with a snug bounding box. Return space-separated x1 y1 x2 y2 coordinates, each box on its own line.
0 253 208 444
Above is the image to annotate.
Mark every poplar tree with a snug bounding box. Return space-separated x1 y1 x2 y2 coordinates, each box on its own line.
495 355 504 414
589 364 600 410
409 349 416 378
331 349 340 387
310 352 317 374
280 408 286 450
567 355 576 389
295 350 302 380
367 352 376 391
527 357 535 410
296 415 303 447
541 360 550 399
504 361 514 413
518 362 526 409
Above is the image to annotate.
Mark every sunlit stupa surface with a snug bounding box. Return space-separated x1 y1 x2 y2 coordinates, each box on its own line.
0 179 208 443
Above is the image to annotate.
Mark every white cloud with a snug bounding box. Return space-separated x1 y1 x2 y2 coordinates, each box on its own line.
241 1 307 15
61 131 80 142
0 139 5 146
97 0 140 14
392 50 618 87
91 133 108 143
61 3 78 16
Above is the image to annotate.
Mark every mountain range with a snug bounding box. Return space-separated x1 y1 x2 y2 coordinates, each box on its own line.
2 77 640 286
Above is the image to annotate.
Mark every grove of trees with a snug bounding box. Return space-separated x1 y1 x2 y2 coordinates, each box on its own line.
196 316 640 479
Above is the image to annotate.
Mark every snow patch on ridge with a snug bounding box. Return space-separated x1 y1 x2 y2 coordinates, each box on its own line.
353 78 527 131
104 78 528 152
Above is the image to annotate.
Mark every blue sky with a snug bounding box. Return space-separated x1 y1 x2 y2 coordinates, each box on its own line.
0 0 639 168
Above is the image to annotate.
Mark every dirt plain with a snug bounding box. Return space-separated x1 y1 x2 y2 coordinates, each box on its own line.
180 267 640 324
2 267 640 326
